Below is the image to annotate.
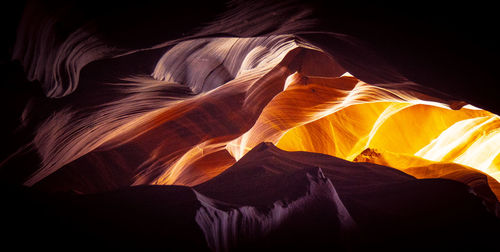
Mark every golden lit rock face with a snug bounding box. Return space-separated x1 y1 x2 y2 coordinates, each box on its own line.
277 98 500 200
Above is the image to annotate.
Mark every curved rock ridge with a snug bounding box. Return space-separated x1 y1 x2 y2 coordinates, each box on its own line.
11 0 316 98
194 167 356 251
152 35 311 94
11 0 123 98
5 142 497 250
21 37 325 190
12 43 481 193
8 31 469 193
193 142 499 250
4 0 499 204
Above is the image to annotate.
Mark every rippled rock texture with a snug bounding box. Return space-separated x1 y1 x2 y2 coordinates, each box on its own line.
1 0 499 250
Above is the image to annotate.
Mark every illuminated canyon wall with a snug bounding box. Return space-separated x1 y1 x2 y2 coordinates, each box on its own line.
3 0 499 199
11 31 499 200
1 0 499 250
